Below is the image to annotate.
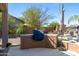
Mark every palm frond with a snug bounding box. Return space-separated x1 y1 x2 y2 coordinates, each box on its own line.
68 15 79 24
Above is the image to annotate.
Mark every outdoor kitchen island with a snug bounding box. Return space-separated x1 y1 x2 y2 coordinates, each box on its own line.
20 34 57 49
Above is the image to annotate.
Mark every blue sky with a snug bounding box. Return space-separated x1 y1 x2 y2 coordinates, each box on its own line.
8 3 79 26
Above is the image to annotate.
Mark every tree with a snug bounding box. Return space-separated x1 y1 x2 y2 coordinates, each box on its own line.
16 23 26 34
48 21 59 30
21 7 54 28
8 15 15 34
68 15 79 24
0 13 15 34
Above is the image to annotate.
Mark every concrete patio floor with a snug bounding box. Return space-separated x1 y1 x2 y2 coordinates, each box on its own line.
8 46 74 56
0 38 78 56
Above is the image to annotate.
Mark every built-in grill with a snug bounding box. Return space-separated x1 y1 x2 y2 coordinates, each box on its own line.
32 30 44 41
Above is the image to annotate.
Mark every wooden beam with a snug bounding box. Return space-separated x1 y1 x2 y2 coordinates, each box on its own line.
0 3 7 11
0 3 8 48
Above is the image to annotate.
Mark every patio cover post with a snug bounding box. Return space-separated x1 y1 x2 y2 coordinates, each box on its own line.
1 4 8 48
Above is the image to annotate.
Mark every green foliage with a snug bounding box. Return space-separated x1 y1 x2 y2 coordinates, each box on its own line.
58 37 67 41
16 24 26 34
48 21 59 30
21 7 54 28
8 15 15 34
0 13 15 34
39 27 45 31
68 15 79 24
8 15 15 27
0 7 54 34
